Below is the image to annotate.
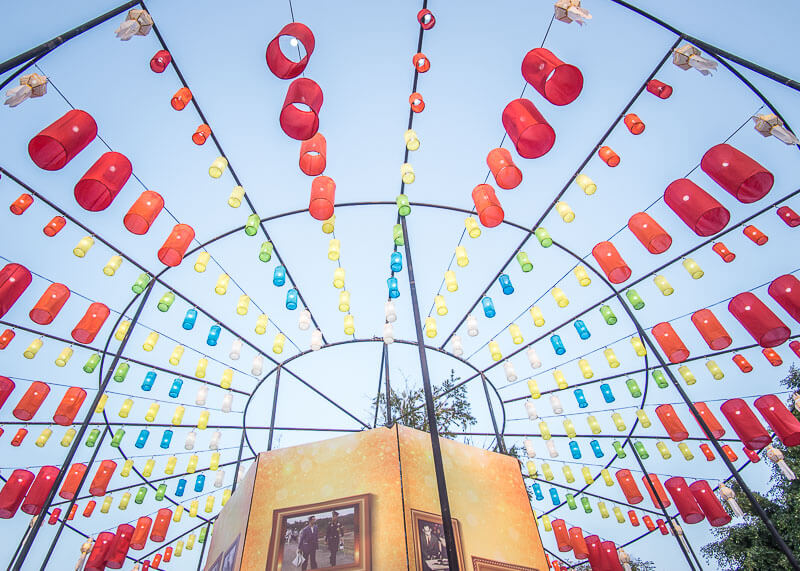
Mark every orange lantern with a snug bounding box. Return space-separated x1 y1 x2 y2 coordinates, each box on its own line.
9 193 33 215
624 113 645 134
569 527 589 559
486 148 522 189
743 225 768 245
192 124 211 145
615 469 643 504
699 443 715 461
712 242 735 262
597 146 620 167
651 322 689 363
551 519 571 552
10 428 27 446
158 224 195 266
124 190 164 235
722 445 739 462
299 133 327 176
409 92 425 113
150 508 173 541
13 381 50 421
627 212 672 254
59 463 87 500
472 184 504 227
29 282 70 325
53 387 87 426
412 53 430 73
690 308 732 350
309 175 335 220
692 402 725 439
732 353 753 373
71 302 110 344
130 516 153 550
762 347 783 366
591 241 631 283
642 473 671 509
170 87 193 110
43 216 66 237
655 404 688 441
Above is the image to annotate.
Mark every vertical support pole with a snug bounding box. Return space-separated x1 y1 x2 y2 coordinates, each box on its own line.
479 373 507 454
384 343 393 427
267 366 282 451
11 282 155 571
399 216 459 570
373 346 386 428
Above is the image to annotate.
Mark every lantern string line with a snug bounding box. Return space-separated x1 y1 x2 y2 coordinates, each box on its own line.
462 103 771 361
32 62 303 354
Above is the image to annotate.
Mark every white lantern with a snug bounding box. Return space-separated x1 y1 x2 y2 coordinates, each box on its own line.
385 300 397 323
503 360 518 382
238 465 246 482
298 309 312 330
196 385 208 406
525 400 538 420
546 439 559 458
523 438 536 458
310 329 323 351
221 392 233 413
184 431 196 450
549 394 563 414
214 470 225 488
209 430 222 450
252 354 264 376
383 322 395 344
229 338 243 360
526 347 542 369
451 335 463 357
466 315 479 337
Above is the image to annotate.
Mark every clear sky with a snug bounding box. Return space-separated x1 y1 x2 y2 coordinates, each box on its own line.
1 0 800 569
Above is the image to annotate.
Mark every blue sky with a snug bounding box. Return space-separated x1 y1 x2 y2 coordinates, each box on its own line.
1 0 800 569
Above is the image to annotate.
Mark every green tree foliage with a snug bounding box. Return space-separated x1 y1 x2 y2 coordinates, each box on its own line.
701 366 800 571
373 369 477 438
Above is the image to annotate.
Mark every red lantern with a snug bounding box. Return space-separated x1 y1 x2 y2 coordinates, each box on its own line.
768 274 800 325
642 473 671 509
0 263 33 319
53 386 87 426
790 340 800 358
417 9 435 29
658 520 669 535
628 510 640 526
266 23 315 79
521 48 583 106
692 402 726 439
655 404 689 441
13 381 50 421
664 477 704 524
569 527 589 559
106 523 135 569
142 562 150 571
124 190 164 235
720 398 772 450
85 531 115 571
48 508 61 524
700 143 773 203
598 146 620 167
732 353 753 373
28 109 97 170
624 113 645 134
10 428 27 446
0 470 35 518
66 504 77 520
651 322 689 363
728 292 790 348
486 148 522 190
551 519 571 552
743 225 768 245
763 348 783 366
646 79 673 99
0 376 15 409
89 460 117 496
280 78 323 140
71 302 110 344
722 444 738 462
627 212 672 254
309 175 335 220
743 446 761 463
501 99 556 159
164 546 173 561
777 205 800 227
689 480 731 527
150 49 171 73
130 516 153 550
584 535 604 569
59 463 87 500
43 216 66 237
601 541 625 571
409 92 425 113
299 133 327 176
472 184 504 228
591 241 631 283
0 329 13 349
412 53 430 73
699 443 715 461
690 308 732 350
642 516 656 531
10 193 33 215
712 242 735 262
74 152 132 211
664 178 730 236
158 224 195 267
615 469 643 504
753 394 800 446
20 465 58 515
83 500 96 517
170 87 193 110
152 554 162 568
192 124 211 145
150 508 173 541
29 282 70 325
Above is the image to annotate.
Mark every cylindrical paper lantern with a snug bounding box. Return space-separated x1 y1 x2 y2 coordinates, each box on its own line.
700 143 773 203
71 302 110 344
124 190 164 235
106 523 135 569
486 148 522 189
280 78 323 140
158 224 195 266
53 386 86 425
664 178 730 236
472 184 504 227
642 473 671 509
728 292 790 347
646 79 672 98
664 477 704 524
299 132 326 175
651 322 689 363
598 146 619 167
624 113 645 134
569 527 589 559
150 50 171 73
551 519 571 552
29 283 70 325
591 241 631 284
655 404 689 441
521 48 583 105
627 212 672 254
309 175 335 220
777 205 800 227
74 152 132 211
584 535 604 570
720 398 772 450
0 376 15 410
28 109 97 170
689 480 731 527
0 469 35 518
150 508 173 541
85 532 115 571
130 516 153 550
59 463 87 500
13 381 50 420
0 263 32 318
692 402 726 439
615 469 643 504
712 242 735 262
690 309 732 350
768 274 800 325
43 216 67 237
20 465 59 515
601 541 625 571
170 87 192 110
89 460 117 496
754 394 800 446
10 194 33 215
501 99 555 159
266 22 315 79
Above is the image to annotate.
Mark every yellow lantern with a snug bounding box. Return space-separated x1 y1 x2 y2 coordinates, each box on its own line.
574 265 591 287
677 442 694 460
344 315 355 335
205 495 215 513
328 239 340 261
209 156 228 178
187 533 197 548
551 287 569 308
172 406 185 426
143 331 159 351
489 341 502 362
706 360 724 380
682 258 704 279
562 465 575 483
553 370 568 390
119 492 131 510
598 502 610 519
189 500 199 517
210 452 220 471
221 368 233 389
143 459 155 477
338 290 350 312
613 507 625 524
656 441 672 459
404 129 420 151
35 428 52 447
101 495 113 514
55 346 73 367
587 415 602 434
169 345 184 366
73 235 94 257
103 255 123 276
563 418 577 438
444 270 458 292
601 468 614 486
575 174 596 195
228 186 244 207
173 505 184 522
582 466 594 485
115 320 130 341
121 459 134 477
611 412 626 431
678 365 696 385
215 274 230 295
197 410 210 430
400 163 415 184
541 463 554 481
636 409 652 428
578 359 593 379
236 295 250 315
465 217 481 238
322 215 335 234
529 306 545 327
255 314 269 335
23 338 43 359
61 428 76 447
176 540 185 556
555 201 575 222
509 324 523 344
222 489 232 506
526 460 537 478
196 358 208 378
542 514 552 531
273 333 286 354
539 421 551 440
333 267 345 289
145 402 160 422
527 379 541 399
653 274 673 295
630 336 647 357
95 394 108 414
119 399 133 418
424 317 438 338
434 295 448 316
194 252 210 272
604 347 619 368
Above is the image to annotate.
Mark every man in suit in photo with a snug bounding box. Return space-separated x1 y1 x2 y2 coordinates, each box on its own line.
298 516 319 570
420 523 445 570
325 510 344 566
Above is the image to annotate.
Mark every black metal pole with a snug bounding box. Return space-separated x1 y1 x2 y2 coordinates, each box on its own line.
373 345 386 427
267 367 282 451
479 373 507 454
399 215 459 570
384 343 393 427
195 521 212 571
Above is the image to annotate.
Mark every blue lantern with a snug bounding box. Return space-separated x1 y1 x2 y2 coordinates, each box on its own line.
286 288 298 310
169 378 183 398
532 482 544 501
482 296 496 318
273 265 286 287
141 371 156 391
387 277 400 298
550 334 565 355
573 388 588 408
194 474 206 492
207 324 221 346
569 441 582 459
135 429 150 449
175 478 187 497
600 383 615 403
182 308 197 330
574 319 591 340
499 274 514 295
549 487 561 506
590 439 604 458
160 429 173 449
390 252 403 273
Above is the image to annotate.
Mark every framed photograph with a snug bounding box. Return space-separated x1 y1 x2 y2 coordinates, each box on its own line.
410 509 465 571
471 556 540 571
265 494 371 571
221 536 240 571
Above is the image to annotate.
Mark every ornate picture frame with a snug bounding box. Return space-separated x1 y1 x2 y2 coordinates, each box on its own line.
410 509 465 571
471 556 540 571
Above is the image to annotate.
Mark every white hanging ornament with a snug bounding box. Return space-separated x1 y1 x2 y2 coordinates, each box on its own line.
673 44 718 75
384 300 397 323
229 338 243 360
451 335 464 357
214 470 225 488
310 329 323 351
383 322 395 344
619 548 633 571
76 537 93 571
114 9 153 40
526 347 542 369
185 431 197 450
4 73 47 107
221 392 233 413
767 445 796 480
251 354 264 376
503 360 518 382
525 400 538 420
554 0 592 25
718 483 744 517
196 384 208 406
546 439 559 458
298 309 312 330
524 438 536 458
466 315 479 337
238 465 246 482
753 114 800 145
209 430 222 450
549 394 563 414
